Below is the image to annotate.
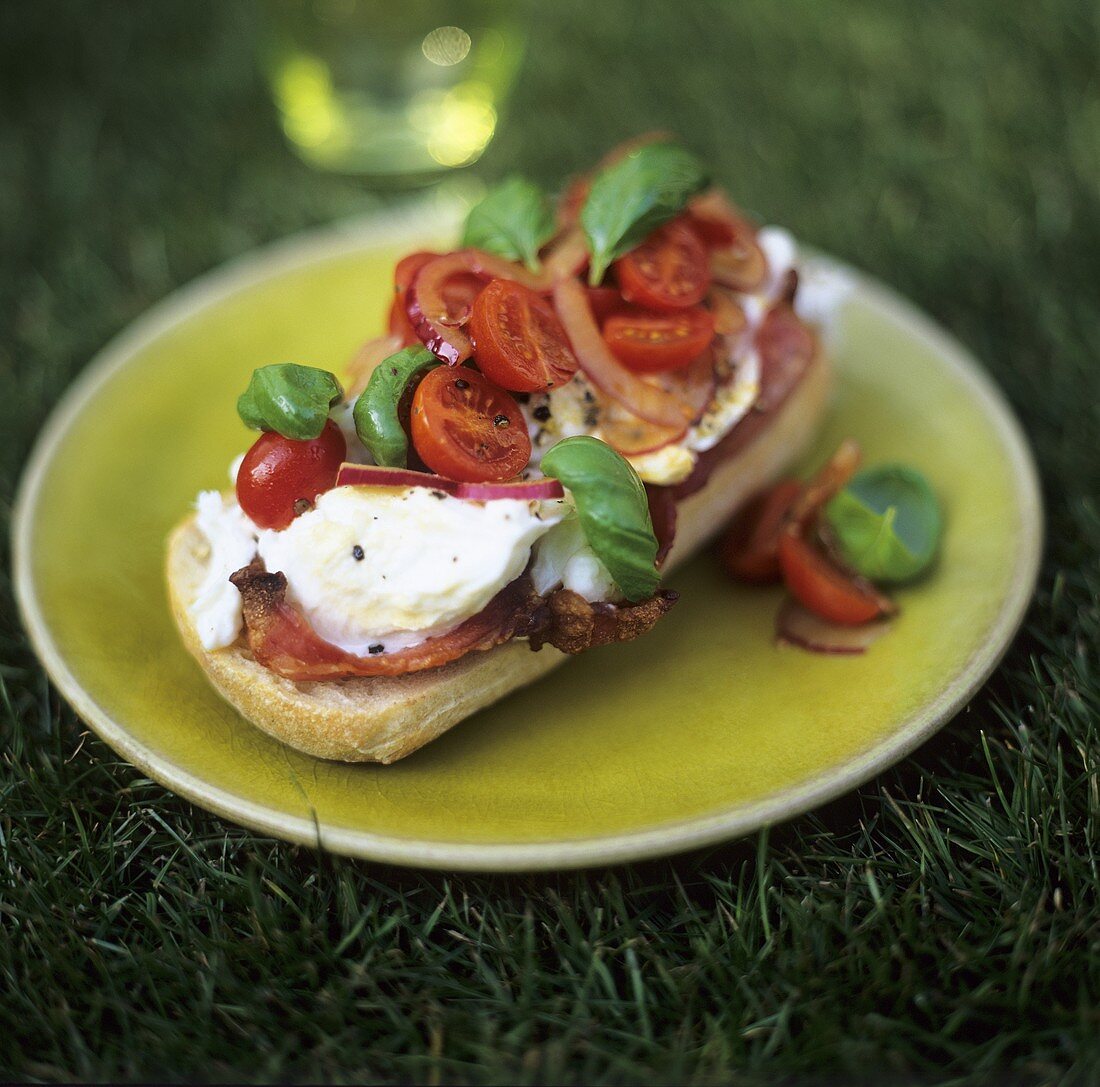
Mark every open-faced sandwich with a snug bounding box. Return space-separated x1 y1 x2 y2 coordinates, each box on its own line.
167 137 839 762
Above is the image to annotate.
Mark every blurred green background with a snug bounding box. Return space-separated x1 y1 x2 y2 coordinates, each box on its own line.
2 1 1098 1083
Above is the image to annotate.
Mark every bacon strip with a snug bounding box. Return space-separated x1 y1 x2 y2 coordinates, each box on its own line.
230 561 542 681
230 561 678 680
523 589 679 655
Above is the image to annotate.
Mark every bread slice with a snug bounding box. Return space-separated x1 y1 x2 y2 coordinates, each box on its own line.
166 351 831 763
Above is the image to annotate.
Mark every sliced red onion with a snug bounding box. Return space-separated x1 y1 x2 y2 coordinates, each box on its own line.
336 463 459 492
406 252 478 365
776 597 894 655
450 478 565 501
334 463 564 501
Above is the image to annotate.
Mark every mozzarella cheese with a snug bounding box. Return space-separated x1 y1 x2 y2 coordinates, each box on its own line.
255 486 565 655
189 491 260 651
530 514 619 601
525 372 602 468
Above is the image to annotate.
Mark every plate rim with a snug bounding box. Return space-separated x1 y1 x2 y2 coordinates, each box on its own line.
12 207 1044 871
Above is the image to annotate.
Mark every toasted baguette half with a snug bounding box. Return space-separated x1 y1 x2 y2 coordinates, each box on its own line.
166 350 830 763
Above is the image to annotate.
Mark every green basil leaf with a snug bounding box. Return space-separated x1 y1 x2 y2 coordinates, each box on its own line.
237 363 343 441
540 435 660 602
462 176 555 272
580 141 709 285
825 465 943 583
352 346 439 468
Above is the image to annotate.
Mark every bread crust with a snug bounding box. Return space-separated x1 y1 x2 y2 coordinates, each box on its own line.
166 349 831 763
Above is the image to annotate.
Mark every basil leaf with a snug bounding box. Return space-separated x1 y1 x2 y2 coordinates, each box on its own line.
580 141 709 285
462 177 555 272
237 363 343 441
352 346 439 467
825 465 943 583
540 435 660 602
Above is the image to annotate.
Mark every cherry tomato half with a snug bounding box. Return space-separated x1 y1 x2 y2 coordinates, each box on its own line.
718 479 803 583
615 218 710 310
410 367 531 482
602 306 715 373
777 531 892 625
236 419 347 530
468 279 579 392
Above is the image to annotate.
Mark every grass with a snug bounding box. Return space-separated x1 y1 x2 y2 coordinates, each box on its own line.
2 0 1099 1082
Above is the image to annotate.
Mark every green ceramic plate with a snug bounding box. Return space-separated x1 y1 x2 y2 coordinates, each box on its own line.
13 208 1041 870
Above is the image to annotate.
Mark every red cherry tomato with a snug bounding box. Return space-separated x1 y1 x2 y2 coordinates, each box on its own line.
615 218 710 310
778 531 891 625
468 279 579 392
602 306 715 373
718 479 802 583
410 367 531 482
236 420 347 530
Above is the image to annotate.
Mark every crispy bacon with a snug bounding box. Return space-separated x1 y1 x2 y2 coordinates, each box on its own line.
230 561 543 681
230 561 678 680
522 589 679 655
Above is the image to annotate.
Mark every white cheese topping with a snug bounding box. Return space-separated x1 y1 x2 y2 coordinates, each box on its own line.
525 372 602 469
530 515 618 601
255 486 565 655
189 491 259 651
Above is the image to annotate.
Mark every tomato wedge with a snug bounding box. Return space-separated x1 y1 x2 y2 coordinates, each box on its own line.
718 479 802 583
603 306 715 373
778 531 894 626
410 367 531 482
615 219 710 310
468 279 579 392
